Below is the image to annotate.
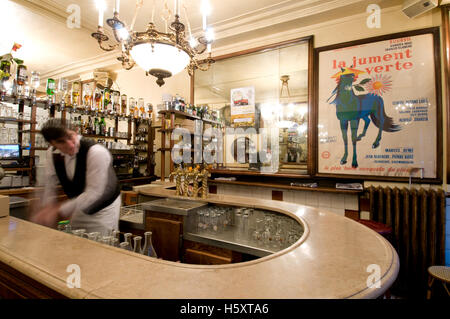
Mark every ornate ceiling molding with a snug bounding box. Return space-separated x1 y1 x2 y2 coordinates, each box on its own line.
30 0 403 79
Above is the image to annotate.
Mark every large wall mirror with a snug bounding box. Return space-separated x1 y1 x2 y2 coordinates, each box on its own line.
193 36 313 175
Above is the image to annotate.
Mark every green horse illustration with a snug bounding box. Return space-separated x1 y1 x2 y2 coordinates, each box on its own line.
327 67 401 168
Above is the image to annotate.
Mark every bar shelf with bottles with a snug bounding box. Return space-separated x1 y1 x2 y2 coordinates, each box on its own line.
159 94 224 181
0 56 156 184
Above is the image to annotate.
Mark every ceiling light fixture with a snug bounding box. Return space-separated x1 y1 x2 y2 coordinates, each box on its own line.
91 0 214 86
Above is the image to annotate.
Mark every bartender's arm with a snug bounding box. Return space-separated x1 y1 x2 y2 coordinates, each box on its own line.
30 149 62 226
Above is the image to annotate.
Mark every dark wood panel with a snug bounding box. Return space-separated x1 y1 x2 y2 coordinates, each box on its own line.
184 248 232 265
272 190 283 201
209 185 217 194
344 210 359 221
0 261 67 299
146 217 182 262
183 240 242 263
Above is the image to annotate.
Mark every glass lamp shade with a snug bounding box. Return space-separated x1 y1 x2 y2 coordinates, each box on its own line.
130 42 190 76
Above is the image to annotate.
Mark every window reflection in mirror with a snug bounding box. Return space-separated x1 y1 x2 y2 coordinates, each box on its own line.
194 38 311 174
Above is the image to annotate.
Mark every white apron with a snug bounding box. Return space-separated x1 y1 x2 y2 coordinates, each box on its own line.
70 195 121 236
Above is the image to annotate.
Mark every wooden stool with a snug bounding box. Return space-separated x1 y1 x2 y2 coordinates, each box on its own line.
427 266 450 299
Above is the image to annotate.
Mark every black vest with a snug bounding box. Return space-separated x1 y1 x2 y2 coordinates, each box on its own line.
53 138 120 215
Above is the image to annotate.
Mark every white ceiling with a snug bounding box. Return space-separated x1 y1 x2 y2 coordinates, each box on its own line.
1 0 406 78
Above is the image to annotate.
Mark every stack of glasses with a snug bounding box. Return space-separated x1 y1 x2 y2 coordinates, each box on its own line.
192 207 303 251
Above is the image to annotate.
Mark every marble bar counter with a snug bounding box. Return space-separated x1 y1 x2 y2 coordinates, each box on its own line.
0 184 399 298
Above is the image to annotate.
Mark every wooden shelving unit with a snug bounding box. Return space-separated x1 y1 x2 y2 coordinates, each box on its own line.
1 94 157 185
158 109 223 181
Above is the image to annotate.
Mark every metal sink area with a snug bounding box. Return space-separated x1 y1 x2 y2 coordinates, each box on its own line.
140 198 207 216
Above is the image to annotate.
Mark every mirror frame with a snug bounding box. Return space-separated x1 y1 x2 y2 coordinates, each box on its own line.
191 36 315 178
443 5 450 182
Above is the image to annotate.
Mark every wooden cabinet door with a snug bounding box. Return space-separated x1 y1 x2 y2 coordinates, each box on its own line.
146 217 182 262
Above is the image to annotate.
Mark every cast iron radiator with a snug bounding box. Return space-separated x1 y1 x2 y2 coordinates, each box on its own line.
366 186 446 298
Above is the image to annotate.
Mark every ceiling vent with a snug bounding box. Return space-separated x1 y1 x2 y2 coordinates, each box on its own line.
402 0 438 18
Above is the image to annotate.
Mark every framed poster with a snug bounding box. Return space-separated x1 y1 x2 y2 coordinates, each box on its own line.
314 28 442 183
230 86 255 127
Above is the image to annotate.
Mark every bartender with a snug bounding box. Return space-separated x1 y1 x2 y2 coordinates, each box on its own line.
31 119 121 235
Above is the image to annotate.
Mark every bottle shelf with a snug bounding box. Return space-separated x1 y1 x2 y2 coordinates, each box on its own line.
3 167 32 171
83 134 130 140
158 110 223 126
159 110 201 120
1 89 156 186
0 118 35 124
30 147 48 151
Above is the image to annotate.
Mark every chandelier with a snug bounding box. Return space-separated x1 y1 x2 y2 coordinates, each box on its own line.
91 0 215 86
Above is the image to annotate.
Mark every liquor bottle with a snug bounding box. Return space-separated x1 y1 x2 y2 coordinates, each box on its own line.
94 88 103 112
103 87 111 114
64 83 72 106
87 116 93 134
46 78 56 101
147 103 153 122
137 98 144 119
121 94 127 116
29 71 40 97
112 90 120 114
94 117 100 135
83 86 92 109
141 231 157 257
84 117 90 135
57 78 68 107
16 64 27 86
129 97 136 117
71 81 81 107
100 117 106 136
79 117 85 134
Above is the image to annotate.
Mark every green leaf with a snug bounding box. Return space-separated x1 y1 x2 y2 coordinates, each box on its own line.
358 78 370 85
13 58 24 65
354 85 365 91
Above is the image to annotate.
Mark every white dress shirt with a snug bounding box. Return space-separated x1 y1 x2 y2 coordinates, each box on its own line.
42 135 120 233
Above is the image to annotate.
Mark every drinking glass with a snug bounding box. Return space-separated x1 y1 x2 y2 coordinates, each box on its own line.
241 213 249 242
0 125 8 144
5 106 12 118
234 211 242 241
0 105 6 117
197 211 204 233
102 236 112 246
119 242 131 250
22 133 30 147
203 211 210 234
111 238 119 247
8 128 18 144
30 71 40 90
210 211 218 234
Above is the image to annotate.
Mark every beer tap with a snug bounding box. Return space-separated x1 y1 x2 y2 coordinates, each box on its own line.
192 165 201 198
201 164 211 199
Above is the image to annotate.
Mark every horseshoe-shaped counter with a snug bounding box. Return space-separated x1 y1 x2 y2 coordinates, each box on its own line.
0 185 399 298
